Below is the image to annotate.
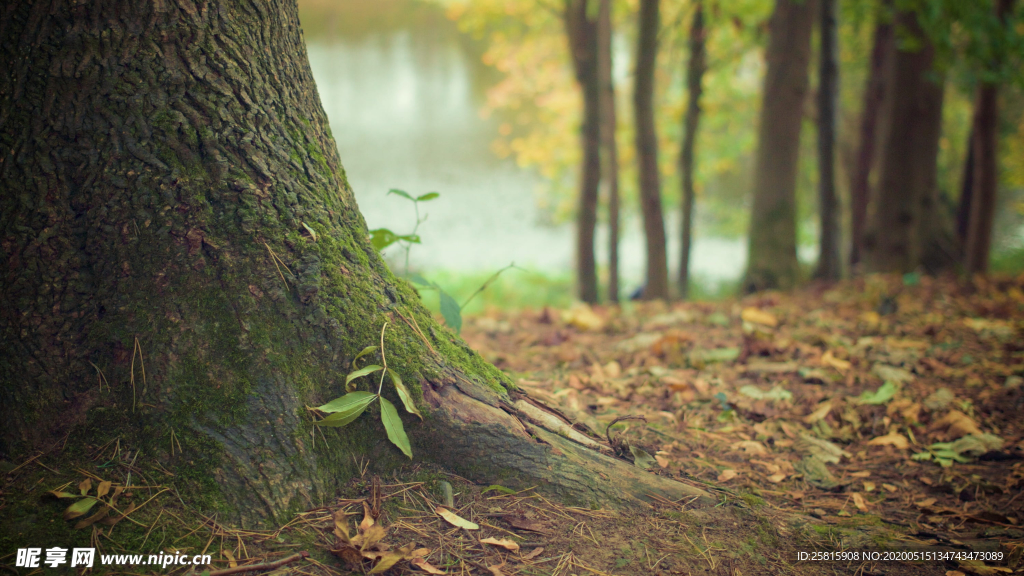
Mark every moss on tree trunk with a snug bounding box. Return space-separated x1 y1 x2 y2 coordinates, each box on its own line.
0 0 709 528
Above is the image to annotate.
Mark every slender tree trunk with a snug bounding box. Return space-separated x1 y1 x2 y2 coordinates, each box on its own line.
956 127 975 247
964 0 1016 274
635 0 669 300
597 0 620 302
849 0 893 268
744 0 815 292
815 0 841 281
679 2 707 299
0 0 709 528
566 0 602 303
862 10 945 273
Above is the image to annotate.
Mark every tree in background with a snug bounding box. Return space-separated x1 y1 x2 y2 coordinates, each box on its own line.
679 1 707 299
597 0 621 301
744 0 815 292
815 0 841 280
565 0 602 302
862 9 947 273
849 0 893 269
964 0 1018 274
635 0 670 300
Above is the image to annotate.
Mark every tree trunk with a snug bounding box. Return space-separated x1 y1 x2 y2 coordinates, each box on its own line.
567 0 602 303
679 2 707 299
597 0 620 302
0 0 710 528
956 126 976 247
744 0 815 292
964 0 1016 274
815 0 841 281
862 10 945 274
849 0 893 268
634 0 670 300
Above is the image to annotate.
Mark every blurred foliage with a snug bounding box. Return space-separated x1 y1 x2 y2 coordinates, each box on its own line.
433 0 1023 265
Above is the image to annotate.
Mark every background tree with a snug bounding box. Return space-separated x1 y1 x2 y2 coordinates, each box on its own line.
849 0 894 269
597 0 621 301
635 0 670 300
0 0 708 527
862 9 947 273
964 0 1018 274
815 0 841 280
744 0 815 292
566 0 602 302
679 1 707 299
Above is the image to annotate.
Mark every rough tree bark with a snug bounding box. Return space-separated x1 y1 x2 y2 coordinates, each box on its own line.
679 2 706 300
815 0 841 281
964 0 1016 274
0 0 709 528
634 0 670 300
744 0 815 292
566 0 602 303
849 0 893 268
597 0 620 302
862 10 946 273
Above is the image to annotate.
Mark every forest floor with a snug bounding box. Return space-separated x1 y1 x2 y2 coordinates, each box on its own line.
3 274 1022 576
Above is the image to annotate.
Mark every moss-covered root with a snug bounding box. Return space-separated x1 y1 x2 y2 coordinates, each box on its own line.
415 380 714 509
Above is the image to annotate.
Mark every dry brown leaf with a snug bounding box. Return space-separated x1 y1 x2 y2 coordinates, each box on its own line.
731 440 768 455
768 472 787 483
436 507 479 530
882 483 898 493
821 350 851 372
741 307 778 327
851 492 869 512
333 508 351 544
931 410 982 439
867 431 909 450
486 562 507 576
863 481 876 492
481 537 520 552
222 549 237 569
410 557 446 574
718 469 738 482
849 470 871 478
914 497 937 508
521 547 544 560
562 304 605 331
803 401 832 424
655 454 670 468
360 500 376 531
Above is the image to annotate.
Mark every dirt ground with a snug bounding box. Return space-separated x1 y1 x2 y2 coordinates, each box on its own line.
2 273 1021 575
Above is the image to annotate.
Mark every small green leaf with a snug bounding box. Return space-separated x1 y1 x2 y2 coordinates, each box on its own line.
317 390 378 414
368 228 400 251
416 192 440 202
352 345 378 368
388 369 422 420
64 497 100 520
407 270 432 284
439 289 462 333
387 188 414 201
856 381 899 405
482 485 516 495
396 234 421 244
380 397 412 458
316 392 378 427
49 491 80 499
911 452 933 461
629 446 657 469
344 365 383 392
301 221 318 241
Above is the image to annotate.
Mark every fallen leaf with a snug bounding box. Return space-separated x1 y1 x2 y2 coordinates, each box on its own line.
930 410 983 439
562 303 605 331
768 472 787 483
731 440 768 456
803 401 832 424
882 483 898 493
436 507 479 530
849 470 871 478
914 498 937 508
863 481 876 492
956 559 1013 575
410 557 446 574
738 385 792 401
797 433 851 463
741 307 778 327
486 562 507 576
521 547 544 560
867 431 909 450
718 469 738 482
480 538 520 552
852 492 869 512
821 350 851 372
655 454 670 468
